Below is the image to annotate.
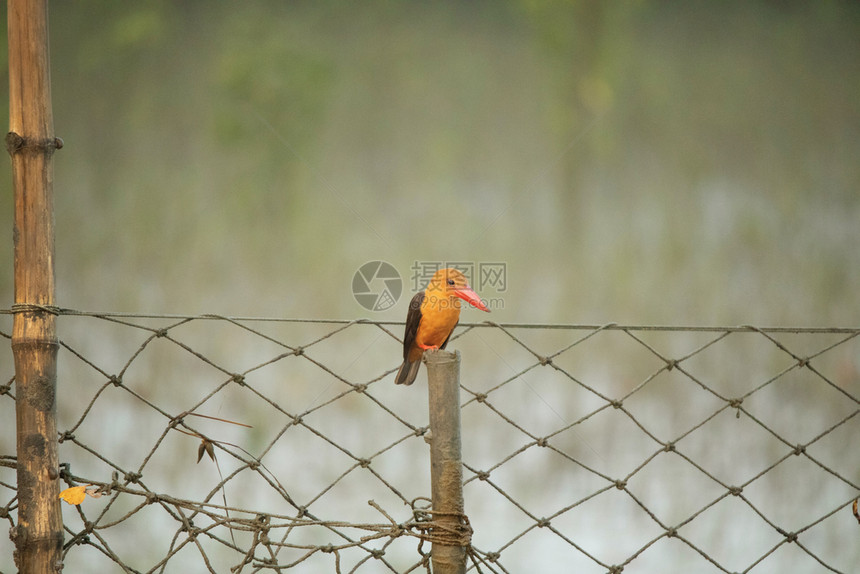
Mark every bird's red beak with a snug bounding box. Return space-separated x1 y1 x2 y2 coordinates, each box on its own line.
454 286 490 312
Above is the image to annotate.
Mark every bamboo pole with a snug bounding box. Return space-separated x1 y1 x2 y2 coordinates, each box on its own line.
7 0 64 572
424 349 468 574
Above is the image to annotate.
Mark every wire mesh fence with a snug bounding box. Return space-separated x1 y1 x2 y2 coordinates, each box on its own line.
2 309 859 573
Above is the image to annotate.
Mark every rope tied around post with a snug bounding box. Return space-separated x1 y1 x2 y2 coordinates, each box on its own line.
10 303 61 315
409 497 473 549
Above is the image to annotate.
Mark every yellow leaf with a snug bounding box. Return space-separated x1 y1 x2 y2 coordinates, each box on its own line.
59 485 88 505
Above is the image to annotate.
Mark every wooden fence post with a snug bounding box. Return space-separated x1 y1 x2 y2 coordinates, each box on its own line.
425 349 468 574
7 0 64 572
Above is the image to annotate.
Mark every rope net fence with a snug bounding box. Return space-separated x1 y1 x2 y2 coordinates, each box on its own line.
2 309 859 573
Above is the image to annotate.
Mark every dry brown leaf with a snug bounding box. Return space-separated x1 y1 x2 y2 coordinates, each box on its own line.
197 438 215 463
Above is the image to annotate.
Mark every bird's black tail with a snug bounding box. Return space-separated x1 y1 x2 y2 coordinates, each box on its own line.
395 360 421 385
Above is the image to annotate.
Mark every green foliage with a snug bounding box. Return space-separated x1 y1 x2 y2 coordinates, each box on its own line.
209 6 335 165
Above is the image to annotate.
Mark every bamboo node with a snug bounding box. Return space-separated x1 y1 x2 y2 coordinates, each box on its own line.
5 132 63 155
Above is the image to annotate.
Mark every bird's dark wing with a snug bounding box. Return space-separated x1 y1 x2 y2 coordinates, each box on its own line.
395 358 421 385
402 291 425 360
439 319 458 350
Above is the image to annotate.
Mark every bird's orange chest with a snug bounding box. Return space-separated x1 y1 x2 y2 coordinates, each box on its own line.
414 294 460 349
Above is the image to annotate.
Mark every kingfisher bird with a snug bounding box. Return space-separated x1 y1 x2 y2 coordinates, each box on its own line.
395 268 490 385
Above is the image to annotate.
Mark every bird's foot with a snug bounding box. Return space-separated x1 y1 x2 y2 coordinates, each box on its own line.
418 343 440 350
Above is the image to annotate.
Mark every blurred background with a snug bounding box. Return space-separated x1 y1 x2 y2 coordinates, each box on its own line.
2 1 860 573
1 0 858 324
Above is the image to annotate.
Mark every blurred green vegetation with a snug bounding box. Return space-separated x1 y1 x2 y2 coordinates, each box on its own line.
1 0 858 324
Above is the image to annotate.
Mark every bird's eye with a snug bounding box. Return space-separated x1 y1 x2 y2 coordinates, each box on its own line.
447 279 455 286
